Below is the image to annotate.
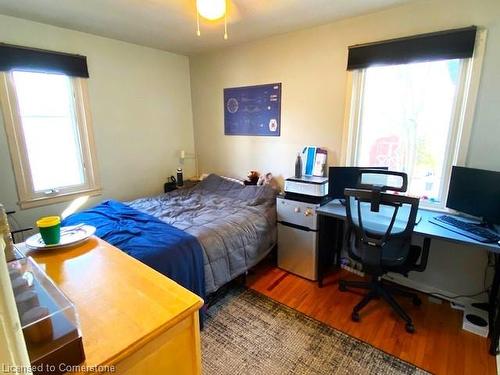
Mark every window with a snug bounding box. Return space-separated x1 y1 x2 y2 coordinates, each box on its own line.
343 28 486 209
0 70 100 208
355 59 461 203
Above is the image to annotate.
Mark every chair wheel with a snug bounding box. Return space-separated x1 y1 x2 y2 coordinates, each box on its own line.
405 323 415 333
351 312 360 322
412 296 422 306
339 281 347 292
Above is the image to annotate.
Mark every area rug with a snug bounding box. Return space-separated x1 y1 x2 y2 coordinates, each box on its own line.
201 287 429 375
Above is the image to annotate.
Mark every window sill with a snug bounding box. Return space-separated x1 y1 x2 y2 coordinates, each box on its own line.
18 188 102 210
418 203 450 214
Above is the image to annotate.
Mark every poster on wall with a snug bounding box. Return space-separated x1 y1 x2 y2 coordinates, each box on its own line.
224 83 281 136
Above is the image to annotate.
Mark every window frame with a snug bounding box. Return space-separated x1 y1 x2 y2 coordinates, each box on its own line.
0 70 101 209
340 29 487 211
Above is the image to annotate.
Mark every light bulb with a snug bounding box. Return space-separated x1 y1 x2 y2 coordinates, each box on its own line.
196 0 226 20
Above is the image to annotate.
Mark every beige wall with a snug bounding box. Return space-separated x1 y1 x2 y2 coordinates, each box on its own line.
0 14 196 229
189 0 500 297
190 0 500 179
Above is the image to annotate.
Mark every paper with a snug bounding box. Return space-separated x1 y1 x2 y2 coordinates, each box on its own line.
313 148 327 176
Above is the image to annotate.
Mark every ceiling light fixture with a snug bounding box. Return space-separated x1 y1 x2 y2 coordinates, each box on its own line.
196 0 228 40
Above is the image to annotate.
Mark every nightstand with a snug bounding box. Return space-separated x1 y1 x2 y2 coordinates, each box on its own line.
178 179 200 189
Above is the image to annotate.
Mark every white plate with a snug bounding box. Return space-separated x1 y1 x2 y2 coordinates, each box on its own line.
26 225 96 250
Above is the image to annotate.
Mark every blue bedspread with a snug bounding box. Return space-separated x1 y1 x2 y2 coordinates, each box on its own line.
62 200 205 302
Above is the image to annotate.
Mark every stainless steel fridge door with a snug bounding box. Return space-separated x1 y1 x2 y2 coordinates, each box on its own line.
277 197 318 229
277 222 318 281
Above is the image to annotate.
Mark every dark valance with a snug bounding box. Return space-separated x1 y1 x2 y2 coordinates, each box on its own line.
0 43 89 78
347 26 477 71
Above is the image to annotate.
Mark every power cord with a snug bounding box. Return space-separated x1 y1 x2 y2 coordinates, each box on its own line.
430 289 488 301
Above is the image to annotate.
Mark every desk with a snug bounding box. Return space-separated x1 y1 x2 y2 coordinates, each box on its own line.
21 237 204 374
316 199 500 355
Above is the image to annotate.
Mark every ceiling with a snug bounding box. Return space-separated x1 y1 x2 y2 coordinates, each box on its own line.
0 0 414 55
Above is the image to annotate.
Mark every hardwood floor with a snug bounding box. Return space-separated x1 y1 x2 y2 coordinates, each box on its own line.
246 261 496 375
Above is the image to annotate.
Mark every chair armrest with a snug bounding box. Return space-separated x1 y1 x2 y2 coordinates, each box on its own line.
414 237 431 272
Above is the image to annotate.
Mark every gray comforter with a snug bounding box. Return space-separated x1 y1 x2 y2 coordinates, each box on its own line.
128 174 277 294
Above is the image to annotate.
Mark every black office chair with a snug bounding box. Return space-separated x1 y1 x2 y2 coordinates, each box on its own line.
338 170 430 333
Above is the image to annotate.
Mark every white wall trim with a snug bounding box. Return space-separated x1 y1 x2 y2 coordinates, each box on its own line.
456 28 488 166
340 70 363 166
0 72 101 210
384 272 484 306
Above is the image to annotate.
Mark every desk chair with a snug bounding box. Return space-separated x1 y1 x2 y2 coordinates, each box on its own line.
338 170 430 333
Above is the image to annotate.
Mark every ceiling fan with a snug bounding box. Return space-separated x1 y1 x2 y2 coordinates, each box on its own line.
195 0 242 40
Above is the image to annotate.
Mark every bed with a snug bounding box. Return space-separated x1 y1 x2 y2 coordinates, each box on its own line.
63 174 277 299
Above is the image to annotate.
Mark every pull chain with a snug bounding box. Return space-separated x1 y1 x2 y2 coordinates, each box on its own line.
195 1 227 39
196 11 201 36
224 12 227 40
224 11 228 40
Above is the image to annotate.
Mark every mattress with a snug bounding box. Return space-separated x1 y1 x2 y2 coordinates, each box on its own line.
128 174 278 294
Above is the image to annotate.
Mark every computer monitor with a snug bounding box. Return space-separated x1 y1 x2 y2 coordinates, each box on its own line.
328 166 389 199
446 166 500 225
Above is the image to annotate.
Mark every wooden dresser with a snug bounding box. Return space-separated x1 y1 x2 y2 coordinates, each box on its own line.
23 237 204 374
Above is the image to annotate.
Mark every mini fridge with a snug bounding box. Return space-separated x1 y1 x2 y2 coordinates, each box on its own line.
277 196 320 281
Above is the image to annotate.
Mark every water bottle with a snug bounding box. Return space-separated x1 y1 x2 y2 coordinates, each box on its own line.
176 168 184 187
294 153 302 178
0 204 15 262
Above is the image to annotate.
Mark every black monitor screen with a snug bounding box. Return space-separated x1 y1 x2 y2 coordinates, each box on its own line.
446 166 500 224
328 166 388 199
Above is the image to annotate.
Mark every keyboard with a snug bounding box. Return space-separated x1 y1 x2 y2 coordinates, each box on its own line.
430 215 500 243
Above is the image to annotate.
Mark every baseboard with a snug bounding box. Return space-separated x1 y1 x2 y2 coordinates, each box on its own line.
383 273 483 306
340 259 485 305
340 264 364 277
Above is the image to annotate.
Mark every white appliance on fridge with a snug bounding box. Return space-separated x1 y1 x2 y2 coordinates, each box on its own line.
277 196 320 281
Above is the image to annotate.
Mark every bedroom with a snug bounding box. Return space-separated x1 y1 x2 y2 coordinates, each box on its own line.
0 0 499 374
